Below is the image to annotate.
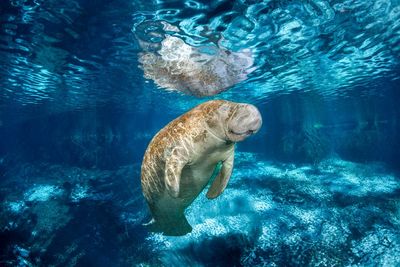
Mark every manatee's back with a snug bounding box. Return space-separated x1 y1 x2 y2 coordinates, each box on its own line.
140 108 200 204
140 126 172 204
140 101 224 203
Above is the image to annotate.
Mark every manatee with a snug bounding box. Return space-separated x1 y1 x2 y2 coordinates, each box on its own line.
140 100 262 236
136 21 256 97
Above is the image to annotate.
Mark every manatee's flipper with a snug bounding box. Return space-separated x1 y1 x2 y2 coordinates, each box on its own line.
165 146 188 198
206 150 234 199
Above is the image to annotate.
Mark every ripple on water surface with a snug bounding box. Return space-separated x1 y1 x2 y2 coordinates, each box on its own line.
0 0 399 112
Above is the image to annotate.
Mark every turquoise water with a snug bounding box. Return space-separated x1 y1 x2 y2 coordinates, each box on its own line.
0 0 400 266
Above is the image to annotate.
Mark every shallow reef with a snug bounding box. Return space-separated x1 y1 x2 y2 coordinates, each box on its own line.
0 153 399 266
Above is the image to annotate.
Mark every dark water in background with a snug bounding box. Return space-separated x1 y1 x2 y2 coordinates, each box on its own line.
0 0 400 266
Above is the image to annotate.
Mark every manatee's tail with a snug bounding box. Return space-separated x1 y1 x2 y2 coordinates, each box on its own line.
143 215 192 236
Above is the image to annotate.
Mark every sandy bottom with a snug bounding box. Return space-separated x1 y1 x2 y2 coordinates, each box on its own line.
1 152 399 266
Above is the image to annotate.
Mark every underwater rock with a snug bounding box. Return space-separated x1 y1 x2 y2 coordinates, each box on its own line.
161 232 254 266
351 227 400 266
137 21 255 97
24 185 63 202
0 162 148 266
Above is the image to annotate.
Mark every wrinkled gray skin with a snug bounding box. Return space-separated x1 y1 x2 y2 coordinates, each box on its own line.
141 100 262 236
136 22 256 97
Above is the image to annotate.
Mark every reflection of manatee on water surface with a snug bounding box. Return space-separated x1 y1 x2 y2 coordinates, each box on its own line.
137 33 256 97
140 100 262 236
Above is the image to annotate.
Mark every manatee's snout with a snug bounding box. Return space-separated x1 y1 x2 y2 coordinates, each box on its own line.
242 104 262 134
227 103 262 142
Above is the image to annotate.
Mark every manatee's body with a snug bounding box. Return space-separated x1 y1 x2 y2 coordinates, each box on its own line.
141 100 262 236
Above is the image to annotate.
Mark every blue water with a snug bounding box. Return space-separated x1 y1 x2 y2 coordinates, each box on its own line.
0 0 400 266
